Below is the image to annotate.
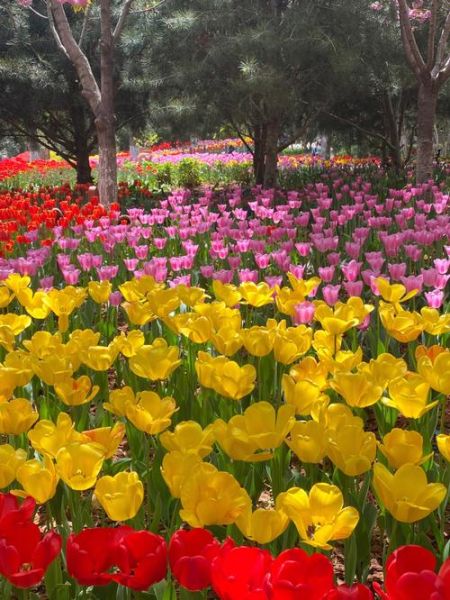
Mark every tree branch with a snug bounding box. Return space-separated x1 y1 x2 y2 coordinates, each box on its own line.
49 0 102 116
113 0 135 43
433 10 450 81
323 110 396 150
396 0 427 78
427 0 439 68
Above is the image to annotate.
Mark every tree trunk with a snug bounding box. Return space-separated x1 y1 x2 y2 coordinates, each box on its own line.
76 146 93 184
263 120 279 188
416 81 438 183
253 124 267 185
97 0 117 206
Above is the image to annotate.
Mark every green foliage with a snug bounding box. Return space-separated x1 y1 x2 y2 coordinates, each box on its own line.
176 158 202 188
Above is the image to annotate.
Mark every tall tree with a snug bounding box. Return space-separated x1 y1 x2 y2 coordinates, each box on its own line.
17 0 136 204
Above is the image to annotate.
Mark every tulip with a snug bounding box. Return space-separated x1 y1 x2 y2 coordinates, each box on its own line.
169 528 223 591
273 324 313 364
122 300 155 325
437 434 450 462
179 465 252 527
67 527 167 590
266 548 335 600
383 373 437 419
161 451 205 498
173 312 214 344
54 375 99 407
373 544 450 600
330 371 383 408
0 445 27 488
327 424 377 476
104 385 135 417
129 338 181 380
88 280 112 303
417 349 450 395
211 326 243 356
94 471 144 521
16 289 52 320
112 330 145 358
374 277 418 309
212 279 242 307
82 344 119 371
378 428 431 469
372 463 446 523
324 584 373 599
31 354 73 386
282 357 329 415
286 420 328 463
0 397 38 435
83 422 125 458
379 303 423 343
277 484 359 550
236 506 289 544
56 442 105 491
28 412 86 458
0 525 61 589
160 421 215 457
14 456 59 504
239 281 274 307
212 358 257 401
43 287 86 332
125 390 177 435
366 353 407 388
213 402 295 462
211 545 272 600
0 314 31 335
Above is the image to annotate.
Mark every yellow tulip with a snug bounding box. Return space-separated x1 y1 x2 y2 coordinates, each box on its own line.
379 303 423 343
437 434 450 462
16 289 51 319
277 484 359 550
0 314 31 335
129 339 181 380
313 402 363 431
214 402 295 462
56 442 106 490
273 324 313 365
211 327 243 356
330 371 383 408
0 445 27 488
0 286 12 308
195 352 228 389
286 420 327 463
82 345 119 372
317 347 363 374
161 451 205 498
372 463 446 523
94 471 144 521
54 375 99 407
160 421 215 458
122 300 155 326
239 282 274 307
179 465 252 527
314 302 359 335
31 354 73 386
0 398 38 435
417 350 450 395
365 353 407 389
282 357 329 416
125 391 177 435
212 280 242 307
378 428 431 469
83 422 126 459
287 274 321 298
28 412 87 458
172 312 214 344
104 386 135 417
119 276 159 302
241 326 276 357
88 280 112 304
211 359 256 401
327 424 377 476
43 287 87 333
383 373 437 419
236 507 289 545
420 307 450 336
0 326 15 353
194 302 241 332
3 274 31 295
176 284 207 307
374 277 418 309
23 331 64 359
112 330 145 358
146 287 181 319
14 455 59 503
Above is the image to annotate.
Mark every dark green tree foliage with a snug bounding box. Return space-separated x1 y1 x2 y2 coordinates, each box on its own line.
144 0 358 186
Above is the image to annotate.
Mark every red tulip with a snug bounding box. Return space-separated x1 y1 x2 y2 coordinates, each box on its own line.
211 545 272 600
67 527 167 591
0 524 61 589
0 493 35 532
324 583 373 599
265 548 335 600
374 545 450 600
169 528 225 591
